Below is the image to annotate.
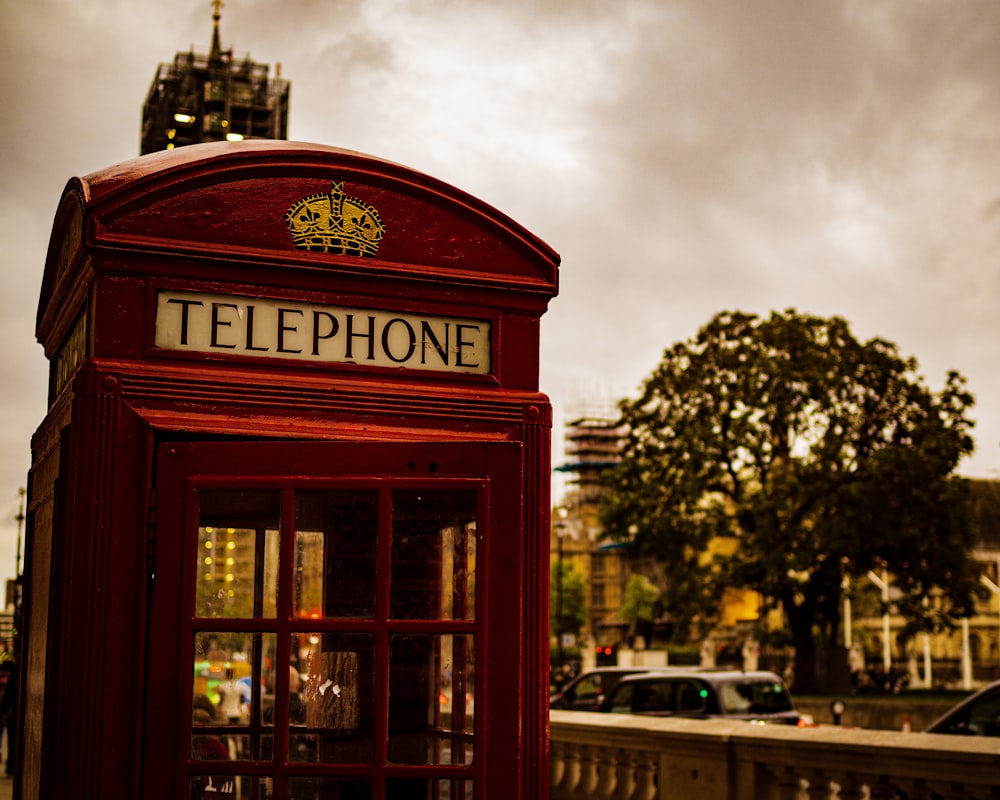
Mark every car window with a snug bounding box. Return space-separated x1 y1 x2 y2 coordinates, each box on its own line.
572 675 602 701
607 682 636 713
966 690 1000 736
635 680 675 712
719 679 793 714
675 680 707 712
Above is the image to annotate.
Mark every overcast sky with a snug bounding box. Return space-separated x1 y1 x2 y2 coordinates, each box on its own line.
2 0 999 589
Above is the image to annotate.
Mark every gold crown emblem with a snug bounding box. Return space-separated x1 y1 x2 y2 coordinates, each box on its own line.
285 181 386 257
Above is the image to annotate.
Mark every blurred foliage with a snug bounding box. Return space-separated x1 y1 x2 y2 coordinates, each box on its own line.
620 573 660 628
550 561 588 639
601 309 981 691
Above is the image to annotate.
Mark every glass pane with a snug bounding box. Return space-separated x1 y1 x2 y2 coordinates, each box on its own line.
285 777 371 799
197 490 280 619
385 779 473 800
437 780 474 800
388 634 474 766
192 632 276 763
189 776 272 799
294 491 378 619
391 491 477 620
293 633 376 764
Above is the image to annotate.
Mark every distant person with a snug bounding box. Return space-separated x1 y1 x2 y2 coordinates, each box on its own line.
191 694 232 799
0 657 12 765
191 693 229 761
216 669 248 724
0 659 18 777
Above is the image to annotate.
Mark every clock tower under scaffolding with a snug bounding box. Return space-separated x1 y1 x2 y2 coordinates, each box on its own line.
139 1 290 155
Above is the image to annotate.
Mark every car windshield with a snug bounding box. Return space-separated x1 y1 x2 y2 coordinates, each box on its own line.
718 679 793 714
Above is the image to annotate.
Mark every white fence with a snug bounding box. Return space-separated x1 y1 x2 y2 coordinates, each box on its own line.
549 710 1000 800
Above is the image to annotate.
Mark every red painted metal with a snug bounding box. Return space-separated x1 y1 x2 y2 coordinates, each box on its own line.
25 141 559 800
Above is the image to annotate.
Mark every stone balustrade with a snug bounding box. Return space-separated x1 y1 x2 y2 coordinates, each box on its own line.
549 710 1000 800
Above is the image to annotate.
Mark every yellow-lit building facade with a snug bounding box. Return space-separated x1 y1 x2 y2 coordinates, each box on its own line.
550 412 1000 685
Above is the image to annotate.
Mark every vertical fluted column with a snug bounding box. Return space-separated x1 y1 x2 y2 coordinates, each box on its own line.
631 755 657 800
610 750 637 800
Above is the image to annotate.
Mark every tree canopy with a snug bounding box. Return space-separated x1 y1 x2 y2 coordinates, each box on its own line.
601 309 979 691
550 561 588 643
620 573 660 645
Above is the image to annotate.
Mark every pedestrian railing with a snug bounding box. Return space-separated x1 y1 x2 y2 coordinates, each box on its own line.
549 710 999 800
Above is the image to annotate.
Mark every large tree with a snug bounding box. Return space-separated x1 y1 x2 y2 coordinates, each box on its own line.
601 309 980 691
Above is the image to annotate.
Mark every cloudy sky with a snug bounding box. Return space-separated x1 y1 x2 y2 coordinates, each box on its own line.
1 0 999 588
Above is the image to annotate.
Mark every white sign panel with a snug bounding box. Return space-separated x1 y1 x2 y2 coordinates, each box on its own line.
155 290 491 375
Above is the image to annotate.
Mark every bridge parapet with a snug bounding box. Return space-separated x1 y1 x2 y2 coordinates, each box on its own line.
550 710 999 800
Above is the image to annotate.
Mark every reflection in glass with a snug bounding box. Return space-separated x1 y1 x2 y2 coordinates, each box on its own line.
295 491 378 619
186 483 484 791
188 776 272 799
192 631 276 763
286 777 371 799
294 633 375 764
391 491 476 620
196 490 280 619
388 634 474 766
385 779 473 800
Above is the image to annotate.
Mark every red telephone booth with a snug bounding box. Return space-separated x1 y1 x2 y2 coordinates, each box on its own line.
24 141 559 800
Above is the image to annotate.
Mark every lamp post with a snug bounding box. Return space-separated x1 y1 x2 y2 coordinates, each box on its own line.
921 595 933 689
866 569 891 676
13 487 25 659
842 574 852 650
14 487 25 580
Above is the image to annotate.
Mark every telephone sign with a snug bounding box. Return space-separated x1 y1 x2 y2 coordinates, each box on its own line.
155 289 492 373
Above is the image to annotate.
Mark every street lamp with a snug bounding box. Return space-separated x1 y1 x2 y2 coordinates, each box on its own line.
14 487 25 580
866 569 891 676
13 487 26 659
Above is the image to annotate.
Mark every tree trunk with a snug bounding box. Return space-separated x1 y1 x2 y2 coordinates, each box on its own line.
784 594 819 694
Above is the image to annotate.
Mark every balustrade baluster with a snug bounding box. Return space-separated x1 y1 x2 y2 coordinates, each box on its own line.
594 748 619 799
610 749 637 800
549 740 565 794
960 780 998 800
578 745 601 798
832 772 867 800
898 779 933 800
553 741 582 800
772 765 806 800
631 754 658 800
804 770 834 800
866 777 897 800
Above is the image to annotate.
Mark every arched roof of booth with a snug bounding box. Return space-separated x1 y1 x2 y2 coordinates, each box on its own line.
39 140 559 329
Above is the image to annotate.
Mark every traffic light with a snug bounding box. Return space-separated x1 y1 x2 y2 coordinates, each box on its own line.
595 644 616 666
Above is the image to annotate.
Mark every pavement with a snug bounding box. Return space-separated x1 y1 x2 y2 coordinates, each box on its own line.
0 737 10 800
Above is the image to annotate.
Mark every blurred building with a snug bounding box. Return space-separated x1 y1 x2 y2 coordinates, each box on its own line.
140 2 290 155
849 479 1000 687
552 413 630 646
550 407 1000 686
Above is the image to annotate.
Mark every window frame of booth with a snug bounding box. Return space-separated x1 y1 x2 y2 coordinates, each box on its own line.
143 438 523 800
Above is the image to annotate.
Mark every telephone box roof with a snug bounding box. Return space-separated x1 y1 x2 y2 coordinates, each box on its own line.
39 140 560 335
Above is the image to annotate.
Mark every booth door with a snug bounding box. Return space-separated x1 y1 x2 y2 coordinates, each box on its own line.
144 440 523 800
